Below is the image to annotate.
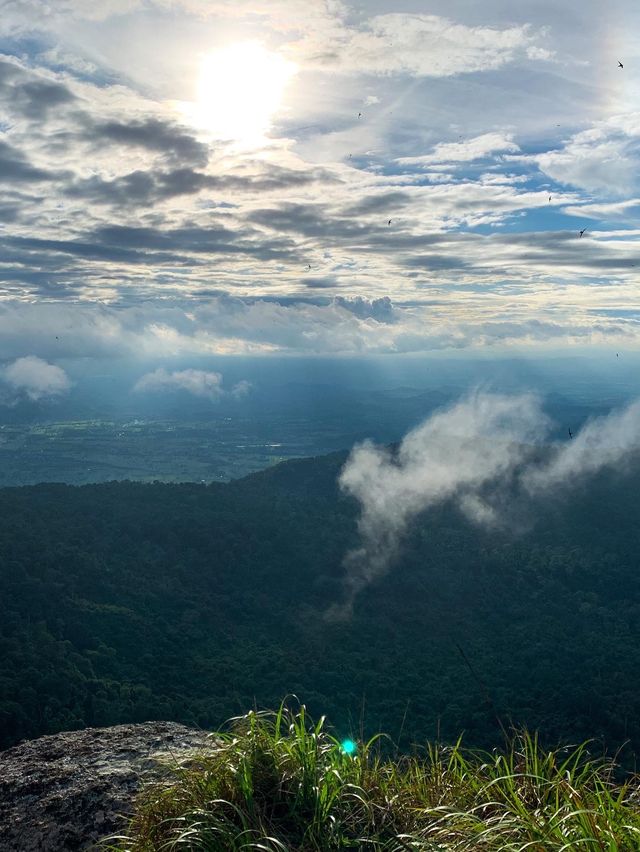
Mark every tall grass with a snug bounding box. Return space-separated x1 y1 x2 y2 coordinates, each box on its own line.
107 702 640 851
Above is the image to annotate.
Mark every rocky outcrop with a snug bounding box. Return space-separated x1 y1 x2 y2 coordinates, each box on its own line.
0 721 212 851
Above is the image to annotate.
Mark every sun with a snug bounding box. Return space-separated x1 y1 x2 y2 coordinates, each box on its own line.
190 41 297 146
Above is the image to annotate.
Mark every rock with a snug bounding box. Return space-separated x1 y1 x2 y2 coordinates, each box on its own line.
0 721 213 851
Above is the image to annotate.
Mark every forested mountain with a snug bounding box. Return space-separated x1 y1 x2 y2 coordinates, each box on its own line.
2 449 640 756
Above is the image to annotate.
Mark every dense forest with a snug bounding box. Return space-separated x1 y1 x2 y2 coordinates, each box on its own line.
2 448 640 757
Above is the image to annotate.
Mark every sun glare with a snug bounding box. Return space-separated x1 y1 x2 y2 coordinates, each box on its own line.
192 41 296 146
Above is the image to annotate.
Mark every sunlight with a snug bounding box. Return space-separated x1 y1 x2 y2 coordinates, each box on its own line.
191 41 296 146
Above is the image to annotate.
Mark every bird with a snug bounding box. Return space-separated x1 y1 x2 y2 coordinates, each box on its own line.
568 428 573 439
616 352 619 358
388 219 392 226
618 60 624 68
548 195 552 202
307 264 312 270
579 228 587 238
358 112 362 118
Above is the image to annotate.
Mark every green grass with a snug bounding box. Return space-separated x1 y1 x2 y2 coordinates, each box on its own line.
106 702 640 851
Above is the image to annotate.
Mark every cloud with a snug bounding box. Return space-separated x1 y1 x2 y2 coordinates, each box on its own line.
66 168 215 206
561 199 640 224
230 378 252 398
397 132 520 166
524 401 640 492
66 163 331 207
0 0 137 28
528 114 640 196
0 292 636 365
0 8 637 364
333 295 396 323
329 391 548 619
0 57 77 121
296 13 546 77
0 0 344 30
133 367 250 401
12 78 77 120
329 392 640 618
0 140 56 183
86 118 209 167
2 356 71 401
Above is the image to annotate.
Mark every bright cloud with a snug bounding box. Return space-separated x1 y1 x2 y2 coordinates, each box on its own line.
2 356 71 401
331 392 640 618
335 14 543 77
532 114 640 196
133 367 250 400
397 133 520 166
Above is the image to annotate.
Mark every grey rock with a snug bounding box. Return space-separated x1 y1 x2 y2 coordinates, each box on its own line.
0 721 213 851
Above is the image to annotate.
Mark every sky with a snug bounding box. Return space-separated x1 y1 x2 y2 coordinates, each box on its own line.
0 0 639 401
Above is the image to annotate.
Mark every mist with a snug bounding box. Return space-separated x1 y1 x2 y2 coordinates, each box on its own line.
329 391 640 619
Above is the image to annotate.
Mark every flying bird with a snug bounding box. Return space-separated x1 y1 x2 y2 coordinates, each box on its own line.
388 219 392 226
548 195 552 202
568 428 573 439
307 264 312 270
358 112 362 118
579 228 587 238
618 60 624 68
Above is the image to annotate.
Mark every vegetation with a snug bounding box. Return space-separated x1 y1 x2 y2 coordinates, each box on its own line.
108 702 640 851
2 449 640 758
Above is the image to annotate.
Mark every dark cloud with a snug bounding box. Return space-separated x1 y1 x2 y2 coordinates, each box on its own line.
301 276 337 288
0 140 55 183
0 202 21 223
1 234 167 264
515 251 640 270
0 59 76 120
92 224 294 260
0 217 297 296
87 117 210 167
0 59 20 86
66 169 181 206
240 162 337 191
15 79 76 119
405 254 470 270
334 295 396 322
342 190 414 217
496 231 581 247
66 163 330 207
249 202 371 239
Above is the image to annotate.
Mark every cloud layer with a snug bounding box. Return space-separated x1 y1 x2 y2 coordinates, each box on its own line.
0 0 637 358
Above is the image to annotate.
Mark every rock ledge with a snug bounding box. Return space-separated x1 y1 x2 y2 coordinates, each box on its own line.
0 721 212 851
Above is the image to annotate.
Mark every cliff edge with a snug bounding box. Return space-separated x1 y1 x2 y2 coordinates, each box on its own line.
0 721 211 851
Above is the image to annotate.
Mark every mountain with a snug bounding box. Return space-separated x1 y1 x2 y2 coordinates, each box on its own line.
1 449 640 757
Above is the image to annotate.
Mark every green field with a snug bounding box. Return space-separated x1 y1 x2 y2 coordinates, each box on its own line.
0 418 340 485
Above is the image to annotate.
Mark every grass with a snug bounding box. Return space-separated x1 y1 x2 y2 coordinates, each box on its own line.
106 701 640 851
